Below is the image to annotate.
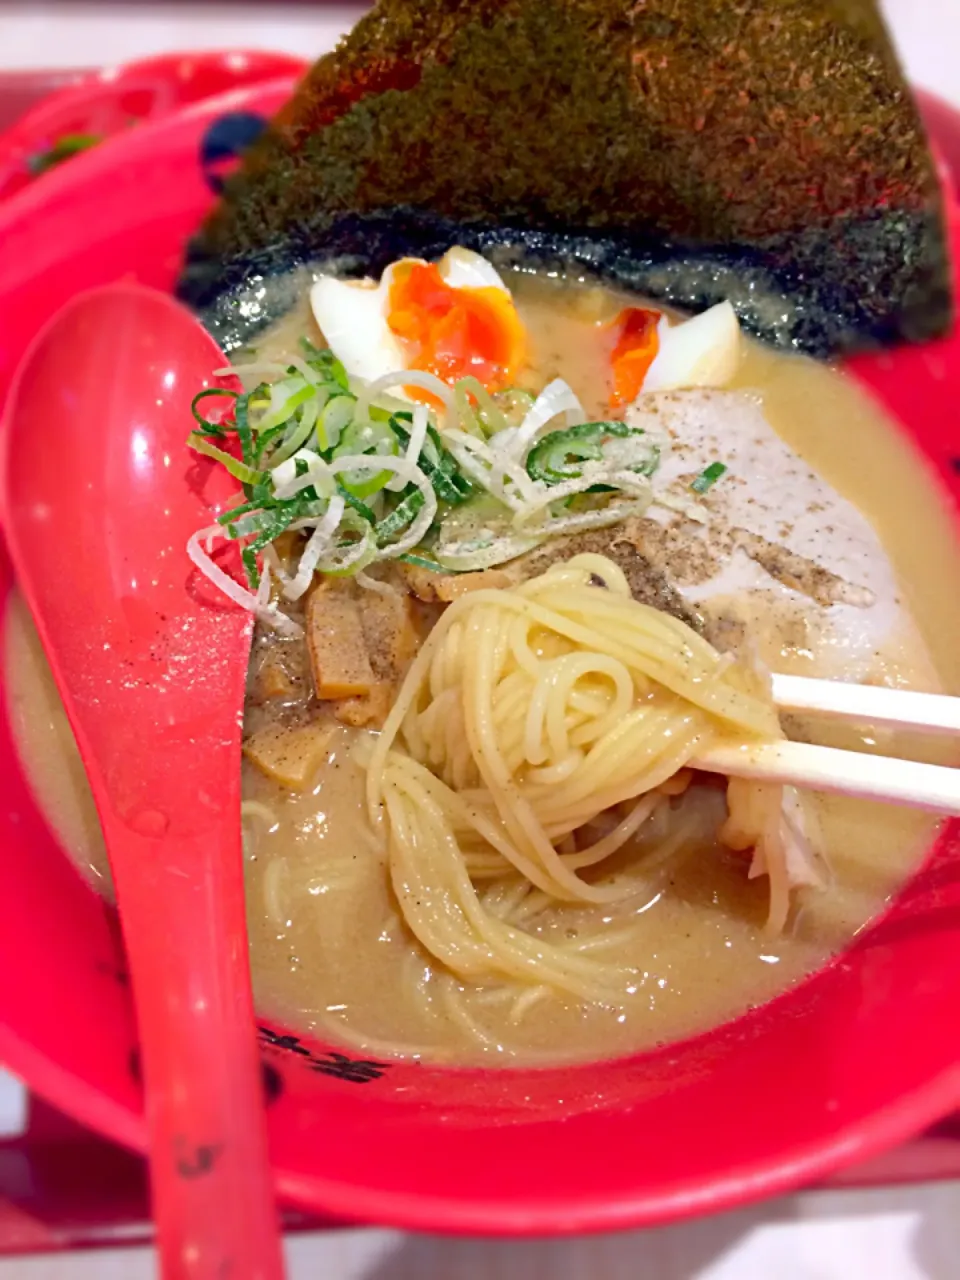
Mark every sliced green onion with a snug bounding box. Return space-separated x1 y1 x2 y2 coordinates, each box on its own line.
329 356 351 392
228 505 300 542
234 393 255 471
270 448 335 502
337 418 397 455
190 387 239 436
494 387 536 427
334 418 399 498
398 551 444 572
453 381 482 437
194 340 674 589
541 496 651 538
222 492 328 539
188 432 263 486
269 398 320 468
319 395 356 452
454 376 510 435
367 401 405 423
336 485 377 525
300 338 350 390
255 380 315 433
29 132 103 175
252 421 295 464
317 510 377 577
525 421 622 483
432 531 543 571
390 416 472 506
690 460 728 494
526 422 605 484
526 420 657 486
339 468 395 501
375 490 425 545
247 480 274 508
239 507 302 588
240 545 259 587
216 498 260 527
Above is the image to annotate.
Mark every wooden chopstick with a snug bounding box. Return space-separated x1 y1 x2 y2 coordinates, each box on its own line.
771 674 960 735
691 676 960 814
693 740 960 815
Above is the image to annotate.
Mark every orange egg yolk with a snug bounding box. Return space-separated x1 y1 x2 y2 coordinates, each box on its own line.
610 307 660 408
387 261 526 399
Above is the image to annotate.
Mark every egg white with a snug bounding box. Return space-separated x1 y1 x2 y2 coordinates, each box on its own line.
643 301 741 395
309 248 512 386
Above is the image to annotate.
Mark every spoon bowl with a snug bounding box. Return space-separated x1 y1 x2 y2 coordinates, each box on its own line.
0 282 283 1279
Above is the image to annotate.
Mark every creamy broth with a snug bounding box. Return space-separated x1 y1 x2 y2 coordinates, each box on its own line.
8 270 960 1066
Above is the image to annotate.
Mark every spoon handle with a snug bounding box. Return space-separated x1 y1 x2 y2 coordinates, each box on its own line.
104 815 285 1280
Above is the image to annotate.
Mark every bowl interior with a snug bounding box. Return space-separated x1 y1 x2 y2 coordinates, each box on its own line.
2 80 960 1235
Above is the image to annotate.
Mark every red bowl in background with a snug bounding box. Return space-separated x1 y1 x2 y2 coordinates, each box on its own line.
0 50 307 202
0 70 93 138
1 78 960 1236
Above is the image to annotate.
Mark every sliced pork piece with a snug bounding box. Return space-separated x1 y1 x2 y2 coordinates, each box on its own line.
625 389 936 685
508 529 706 632
399 527 707 633
398 562 514 603
387 388 933 690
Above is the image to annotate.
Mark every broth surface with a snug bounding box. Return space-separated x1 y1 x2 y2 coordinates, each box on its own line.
8 270 960 1065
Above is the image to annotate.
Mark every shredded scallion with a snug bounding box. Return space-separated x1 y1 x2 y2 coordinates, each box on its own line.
187 338 666 616
690 460 728 494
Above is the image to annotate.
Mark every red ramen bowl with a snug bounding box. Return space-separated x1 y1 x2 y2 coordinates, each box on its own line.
1 79 960 1235
0 50 307 202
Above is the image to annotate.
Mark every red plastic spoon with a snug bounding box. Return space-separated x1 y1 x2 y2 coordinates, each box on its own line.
0 283 284 1279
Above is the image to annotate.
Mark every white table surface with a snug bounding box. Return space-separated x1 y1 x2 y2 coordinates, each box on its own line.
0 1 957 1276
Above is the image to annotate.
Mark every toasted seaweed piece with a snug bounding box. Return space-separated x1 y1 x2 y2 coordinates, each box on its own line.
179 0 951 357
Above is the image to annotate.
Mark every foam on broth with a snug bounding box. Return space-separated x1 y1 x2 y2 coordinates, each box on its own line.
7 270 960 1065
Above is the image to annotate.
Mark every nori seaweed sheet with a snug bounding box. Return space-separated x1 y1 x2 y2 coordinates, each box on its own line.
178 0 951 357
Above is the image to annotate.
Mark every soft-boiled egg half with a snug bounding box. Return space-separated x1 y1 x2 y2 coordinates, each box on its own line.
610 301 741 406
310 247 527 397
312 244 742 409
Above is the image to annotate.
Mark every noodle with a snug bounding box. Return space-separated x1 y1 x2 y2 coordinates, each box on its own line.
366 554 794 1003
262 857 288 928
